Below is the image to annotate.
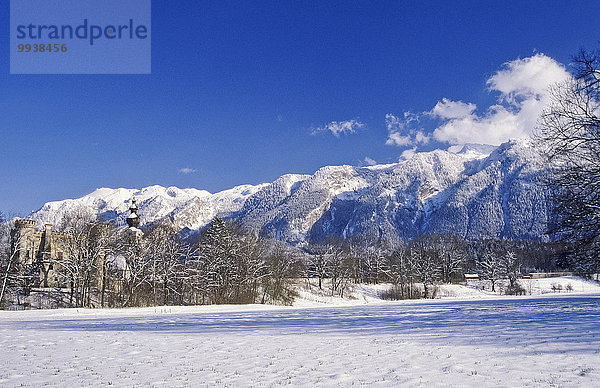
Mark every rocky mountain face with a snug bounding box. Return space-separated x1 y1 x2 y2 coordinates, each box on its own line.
30 140 552 244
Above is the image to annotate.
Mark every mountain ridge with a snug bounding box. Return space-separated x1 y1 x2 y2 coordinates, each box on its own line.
29 140 552 244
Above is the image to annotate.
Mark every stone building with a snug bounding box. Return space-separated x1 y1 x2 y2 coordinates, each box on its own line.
10 196 140 290
11 219 69 288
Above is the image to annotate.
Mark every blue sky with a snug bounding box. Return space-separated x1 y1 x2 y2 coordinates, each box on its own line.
1 0 599 215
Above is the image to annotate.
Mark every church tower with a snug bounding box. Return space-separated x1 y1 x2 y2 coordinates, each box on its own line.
126 195 141 229
126 194 143 243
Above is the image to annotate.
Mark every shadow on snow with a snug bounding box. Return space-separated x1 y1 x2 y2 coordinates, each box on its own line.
9 295 600 353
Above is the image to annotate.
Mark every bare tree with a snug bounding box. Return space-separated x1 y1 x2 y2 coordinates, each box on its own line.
234 232 268 303
0 214 22 308
384 247 417 299
304 245 330 291
56 207 111 307
116 228 153 307
260 241 301 305
477 248 503 293
361 245 388 284
502 250 524 295
535 49 600 278
326 245 353 297
409 237 439 298
96 224 120 308
145 221 186 305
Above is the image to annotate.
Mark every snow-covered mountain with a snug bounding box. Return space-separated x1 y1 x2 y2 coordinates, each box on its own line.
30 140 552 243
32 184 268 231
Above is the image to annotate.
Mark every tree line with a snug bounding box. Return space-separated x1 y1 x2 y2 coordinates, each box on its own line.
0 207 564 309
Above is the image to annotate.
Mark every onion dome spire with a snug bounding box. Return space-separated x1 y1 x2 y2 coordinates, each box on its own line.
126 194 140 228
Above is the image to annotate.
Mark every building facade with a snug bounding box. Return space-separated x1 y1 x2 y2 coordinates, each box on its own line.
11 220 70 288
10 197 140 291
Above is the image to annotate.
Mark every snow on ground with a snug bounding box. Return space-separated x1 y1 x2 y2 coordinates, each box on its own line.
1 291 600 387
439 276 600 299
522 276 600 295
293 276 600 307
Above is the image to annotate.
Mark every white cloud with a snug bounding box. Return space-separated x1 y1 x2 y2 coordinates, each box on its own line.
430 98 476 119
312 119 365 137
430 54 570 145
432 104 524 145
386 132 412 146
385 113 430 147
363 156 377 166
386 54 570 148
178 168 197 174
487 54 569 104
415 131 430 145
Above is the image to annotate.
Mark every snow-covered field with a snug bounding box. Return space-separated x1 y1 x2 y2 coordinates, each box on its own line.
1 281 600 387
